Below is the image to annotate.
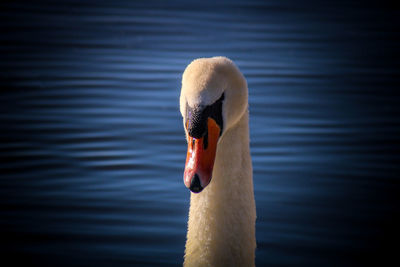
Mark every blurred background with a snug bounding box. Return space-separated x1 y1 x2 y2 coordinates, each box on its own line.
1 0 399 266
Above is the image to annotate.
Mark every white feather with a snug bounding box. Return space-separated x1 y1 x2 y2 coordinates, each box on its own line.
180 57 256 267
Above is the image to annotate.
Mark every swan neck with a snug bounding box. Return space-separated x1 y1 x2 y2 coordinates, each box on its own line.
184 110 256 267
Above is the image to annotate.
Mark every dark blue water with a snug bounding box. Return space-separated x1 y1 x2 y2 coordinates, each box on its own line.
1 1 399 266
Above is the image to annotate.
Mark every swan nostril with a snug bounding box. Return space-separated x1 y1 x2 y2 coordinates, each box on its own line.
189 173 203 193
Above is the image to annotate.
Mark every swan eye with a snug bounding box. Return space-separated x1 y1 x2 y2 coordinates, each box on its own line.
203 130 208 149
208 93 224 136
185 93 224 139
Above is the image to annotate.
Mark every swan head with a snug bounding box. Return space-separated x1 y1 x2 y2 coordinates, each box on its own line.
180 56 248 193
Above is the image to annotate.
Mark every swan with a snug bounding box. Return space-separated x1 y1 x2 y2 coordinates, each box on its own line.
180 56 256 266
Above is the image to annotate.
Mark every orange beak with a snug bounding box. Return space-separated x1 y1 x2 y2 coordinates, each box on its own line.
184 118 221 193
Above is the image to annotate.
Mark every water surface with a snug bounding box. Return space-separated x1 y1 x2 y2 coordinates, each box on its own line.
1 1 399 266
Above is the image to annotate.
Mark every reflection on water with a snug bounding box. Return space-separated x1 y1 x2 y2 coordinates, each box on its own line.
1 1 399 266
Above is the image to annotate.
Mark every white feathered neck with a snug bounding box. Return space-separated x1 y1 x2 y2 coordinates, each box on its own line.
181 57 256 266
184 102 256 267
